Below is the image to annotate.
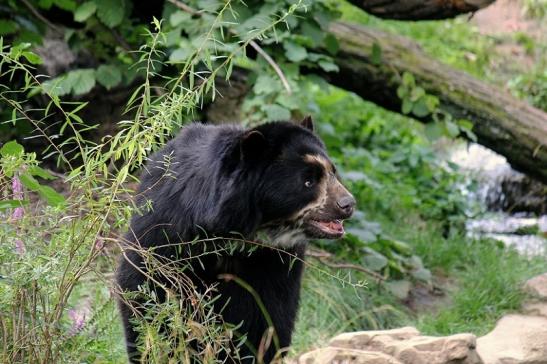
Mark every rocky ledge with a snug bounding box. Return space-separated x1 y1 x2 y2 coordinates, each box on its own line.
294 273 547 364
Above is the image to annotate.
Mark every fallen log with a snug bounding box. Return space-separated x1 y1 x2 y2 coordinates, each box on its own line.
324 21 547 183
347 0 496 20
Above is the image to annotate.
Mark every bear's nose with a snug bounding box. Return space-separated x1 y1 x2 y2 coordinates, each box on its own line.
337 195 356 215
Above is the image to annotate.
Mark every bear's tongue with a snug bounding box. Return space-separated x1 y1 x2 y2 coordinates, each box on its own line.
317 220 344 234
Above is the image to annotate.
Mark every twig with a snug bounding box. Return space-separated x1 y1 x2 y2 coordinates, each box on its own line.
306 247 385 281
20 0 62 34
166 0 292 94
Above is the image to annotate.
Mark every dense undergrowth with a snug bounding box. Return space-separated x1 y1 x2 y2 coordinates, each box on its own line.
1 0 546 362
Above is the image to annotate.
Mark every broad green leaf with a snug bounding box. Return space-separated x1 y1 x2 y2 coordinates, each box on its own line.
53 0 77 11
22 51 42 65
253 75 277 95
74 1 97 22
396 86 407 99
411 268 432 282
424 122 444 140
324 34 339 55
412 99 430 117
0 199 29 211
301 21 324 47
445 120 460 137
402 72 415 87
318 60 338 72
37 185 66 207
28 166 56 180
95 0 125 28
95 64 122 90
371 42 382 65
1 141 24 157
69 69 96 95
401 98 412 114
386 280 411 300
263 104 291 121
363 253 388 271
457 119 474 131
19 173 42 192
347 228 376 242
169 48 193 63
169 11 192 27
283 42 307 62
0 20 18 35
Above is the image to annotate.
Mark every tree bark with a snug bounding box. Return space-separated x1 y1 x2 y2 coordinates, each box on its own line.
324 22 547 183
347 0 496 20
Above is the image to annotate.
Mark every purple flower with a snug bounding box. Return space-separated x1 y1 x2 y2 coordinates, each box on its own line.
15 239 26 256
68 309 86 336
11 176 24 221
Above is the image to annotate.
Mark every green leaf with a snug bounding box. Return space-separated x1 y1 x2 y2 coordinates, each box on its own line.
324 34 339 55
347 227 377 242
283 42 308 62
69 69 96 95
95 64 122 90
1 141 24 157
318 60 338 72
169 11 192 27
301 21 324 47
0 199 29 211
424 122 444 141
401 98 412 114
95 0 125 28
263 104 291 121
28 166 56 180
53 0 77 11
74 1 97 22
457 119 474 131
38 185 66 207
19 173 42 192
253 75 277 95
396 86 407 99
411 268 432 282
363 253 388 271
371 42 382 65
22 51 42 65
445 120 460 137
169 48 193 63
0 20 18 35
386 280 411 300
402 72 415 87
412 99 430 117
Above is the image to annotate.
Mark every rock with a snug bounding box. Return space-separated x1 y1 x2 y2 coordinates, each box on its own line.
524 273 547 300
297 327 482 364
297 347 403 364
477 314 547 364
521 301 547 318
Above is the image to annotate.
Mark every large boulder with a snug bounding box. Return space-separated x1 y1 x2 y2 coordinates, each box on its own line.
476 314 547 364
523 273 547 300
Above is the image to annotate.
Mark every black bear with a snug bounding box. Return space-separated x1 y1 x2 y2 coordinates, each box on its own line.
116 117 355 363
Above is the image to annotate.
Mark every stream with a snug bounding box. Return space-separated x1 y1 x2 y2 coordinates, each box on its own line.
450 143 547 256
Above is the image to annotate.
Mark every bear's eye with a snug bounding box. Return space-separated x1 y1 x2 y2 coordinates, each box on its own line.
304 180 314 188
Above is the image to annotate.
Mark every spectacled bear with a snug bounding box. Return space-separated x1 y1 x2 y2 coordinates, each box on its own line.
116 117 355 363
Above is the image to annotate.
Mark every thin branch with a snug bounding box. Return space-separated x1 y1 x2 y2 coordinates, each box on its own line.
306 248 385 281
166 0 292 94
20 0 62 33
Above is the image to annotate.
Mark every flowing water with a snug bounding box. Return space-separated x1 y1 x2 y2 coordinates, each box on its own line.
450 143 547 256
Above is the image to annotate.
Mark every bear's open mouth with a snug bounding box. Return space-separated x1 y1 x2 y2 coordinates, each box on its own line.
306 219 345 239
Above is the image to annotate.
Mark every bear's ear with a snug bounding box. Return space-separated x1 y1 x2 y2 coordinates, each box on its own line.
300 115 314 132
240 130 267 161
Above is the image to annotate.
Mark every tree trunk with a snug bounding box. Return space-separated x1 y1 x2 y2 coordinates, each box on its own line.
324 22 547 183
347 0 496 20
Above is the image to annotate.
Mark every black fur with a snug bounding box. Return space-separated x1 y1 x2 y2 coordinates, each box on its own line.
116 121 352 363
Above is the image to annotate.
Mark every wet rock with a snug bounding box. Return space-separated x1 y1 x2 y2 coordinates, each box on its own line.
523 273 547 300
477 314 547 364
296 327 482 364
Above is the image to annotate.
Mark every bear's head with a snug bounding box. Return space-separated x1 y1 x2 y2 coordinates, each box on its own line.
238 117 355 246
